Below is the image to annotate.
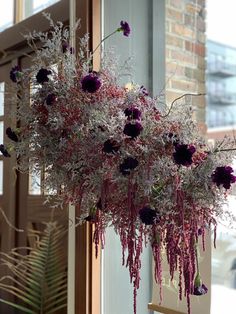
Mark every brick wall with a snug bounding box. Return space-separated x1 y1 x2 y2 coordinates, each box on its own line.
165 0 206 131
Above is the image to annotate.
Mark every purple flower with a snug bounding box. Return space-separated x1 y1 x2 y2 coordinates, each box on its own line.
46 93 56 106
140 85 149 96
212 166 236 189
193 283 208 296
192 273 208 296
62 42 75 54
0 144 10 157
139 206 158 225
103 139 121 154
6 127 18 142
173 144 196 166
123 122 143 139
81 73 101 93
36 68 51 84
119 21 131 37
124 107 141 120
10 65 21 83
119 157 138 175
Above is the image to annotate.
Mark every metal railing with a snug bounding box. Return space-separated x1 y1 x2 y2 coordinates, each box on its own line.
208 60 236 77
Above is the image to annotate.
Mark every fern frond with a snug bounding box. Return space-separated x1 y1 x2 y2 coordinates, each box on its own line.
0 221 68 313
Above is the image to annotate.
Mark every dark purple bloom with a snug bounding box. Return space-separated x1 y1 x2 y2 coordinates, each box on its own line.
46 93 56 106
212 166 236 189
123 122 143 139
6 127 18 142
198 228 203 236
36 68 51 84
139 206 158 225
140 85 149 96
0 144 10 157
124 107 141 120
192 273 208 296
10 65 21 83
193 283 208 296
173 144 196 166
62 42 75 54
103 139 121 154
81 73 101 93
119 21 131 37
119 157 138 175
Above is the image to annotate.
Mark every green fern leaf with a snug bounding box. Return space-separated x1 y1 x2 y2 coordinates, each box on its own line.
0 221 67 313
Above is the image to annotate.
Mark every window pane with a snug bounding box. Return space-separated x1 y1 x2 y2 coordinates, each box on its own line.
102 228 152 314
29 167 41 195
0 83 4 116
24 0 60 19
102 0 157 313
0 161 3 194
0 1 14 32
0 122 3 144
211 159 236 314
211 196 236 314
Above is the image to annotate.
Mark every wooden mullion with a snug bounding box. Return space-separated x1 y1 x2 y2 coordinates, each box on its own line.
74 0 93 313
73 1 101 313
91 1 101 314
14 0 24 24
0 61 17 314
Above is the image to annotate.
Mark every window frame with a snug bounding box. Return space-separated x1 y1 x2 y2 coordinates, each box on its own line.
0 1 100 314
0 0 69 66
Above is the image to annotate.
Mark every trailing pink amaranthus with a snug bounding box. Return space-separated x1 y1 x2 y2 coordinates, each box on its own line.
5 15 236 314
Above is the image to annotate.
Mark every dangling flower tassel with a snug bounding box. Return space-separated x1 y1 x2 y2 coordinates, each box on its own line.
152 228 163 303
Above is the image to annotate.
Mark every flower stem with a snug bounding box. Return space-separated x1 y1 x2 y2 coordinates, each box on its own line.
92 30 118 56
195 244 200 274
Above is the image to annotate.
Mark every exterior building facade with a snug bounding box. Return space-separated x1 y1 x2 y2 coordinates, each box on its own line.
0 1 209 314
207 40 236 129
166 0 206 132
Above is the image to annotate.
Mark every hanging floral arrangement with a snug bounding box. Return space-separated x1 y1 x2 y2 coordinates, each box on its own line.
4 14 236 314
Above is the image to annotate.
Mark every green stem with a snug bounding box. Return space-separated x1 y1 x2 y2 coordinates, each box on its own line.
195 244 199 274
92 30 119 56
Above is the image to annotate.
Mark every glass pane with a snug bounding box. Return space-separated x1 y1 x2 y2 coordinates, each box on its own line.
0 83 4 116
0 1 14 32
102 1 155 313
29 168 41 195
211 159 236 313
211 196 236 314
24 0 60 18
102 228 152 314
0 122 3 144
0 161 3 195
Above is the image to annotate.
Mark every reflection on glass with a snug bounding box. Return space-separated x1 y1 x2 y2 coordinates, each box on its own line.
0 161 3 194
0 122 3 144
29 168 41 195
0 1 14 32
211 195 236 314
24 0 60 18
0 83 4 116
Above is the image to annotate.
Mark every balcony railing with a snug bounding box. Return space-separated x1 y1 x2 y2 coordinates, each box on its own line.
208 90 236 105
207 107 236 128
208 60 236 77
